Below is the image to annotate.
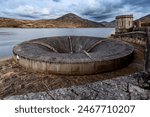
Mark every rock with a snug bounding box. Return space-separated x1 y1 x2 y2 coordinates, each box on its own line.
1 71 15 78
1 66 7 71
49 88 77 100
27 92 53 100
4 94 29 100
87 81 129 100
69 86 98 100
129 84 149 100
49 85 98 100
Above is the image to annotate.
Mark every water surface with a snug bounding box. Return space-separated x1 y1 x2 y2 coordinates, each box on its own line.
0 28 114 58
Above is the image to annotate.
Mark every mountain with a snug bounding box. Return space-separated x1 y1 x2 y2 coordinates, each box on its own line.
136 14 150 26
55 13 104 27
101 20 115 27
137 14 150 22
0 13 105 28
0 17 31 28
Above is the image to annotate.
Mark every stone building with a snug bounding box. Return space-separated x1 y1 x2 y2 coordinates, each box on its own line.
115 15 133 34
134 20 141 28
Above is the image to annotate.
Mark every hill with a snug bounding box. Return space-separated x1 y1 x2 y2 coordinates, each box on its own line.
0 13 105 28
137 14 150 26
101 20 115 27
137 14 150 22
55 13 104 27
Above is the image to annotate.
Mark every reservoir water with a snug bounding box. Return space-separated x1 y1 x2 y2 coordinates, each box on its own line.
0 28 114 58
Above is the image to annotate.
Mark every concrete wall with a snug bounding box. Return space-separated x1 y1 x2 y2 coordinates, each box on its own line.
112 31 146 46
113 26 150 76
13 51 134 75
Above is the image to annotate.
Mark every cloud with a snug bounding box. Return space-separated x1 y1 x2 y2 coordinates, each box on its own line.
1 4 50 19
0 0 150 21
80 0 150 21
52 0 61 2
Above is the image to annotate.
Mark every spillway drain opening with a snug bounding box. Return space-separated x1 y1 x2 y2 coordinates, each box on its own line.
13 36 134 75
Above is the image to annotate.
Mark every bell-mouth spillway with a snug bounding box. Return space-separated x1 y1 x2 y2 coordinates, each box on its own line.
13 36 134 75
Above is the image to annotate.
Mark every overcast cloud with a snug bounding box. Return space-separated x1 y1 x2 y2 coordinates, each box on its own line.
0 0 150 22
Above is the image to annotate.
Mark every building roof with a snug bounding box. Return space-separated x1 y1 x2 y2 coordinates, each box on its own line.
116 15 133 19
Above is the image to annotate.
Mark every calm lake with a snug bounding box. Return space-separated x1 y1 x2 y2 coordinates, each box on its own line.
0 28 114 58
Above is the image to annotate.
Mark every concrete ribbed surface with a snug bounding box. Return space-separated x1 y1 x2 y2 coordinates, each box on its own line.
13 36 134 75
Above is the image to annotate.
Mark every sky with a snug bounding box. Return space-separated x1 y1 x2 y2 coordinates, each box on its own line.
0 0 150 22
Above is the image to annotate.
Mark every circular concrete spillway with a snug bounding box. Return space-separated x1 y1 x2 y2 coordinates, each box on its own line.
13 36 134 75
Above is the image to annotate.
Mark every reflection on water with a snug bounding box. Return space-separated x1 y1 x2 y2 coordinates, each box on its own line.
0 28 114 58
0 32 15 35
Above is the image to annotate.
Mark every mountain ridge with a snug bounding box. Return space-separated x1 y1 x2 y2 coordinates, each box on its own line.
0 13 105 28
0 13 149 28
137 14 150 26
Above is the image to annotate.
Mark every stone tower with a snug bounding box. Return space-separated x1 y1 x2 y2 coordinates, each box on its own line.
115 15 133 34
